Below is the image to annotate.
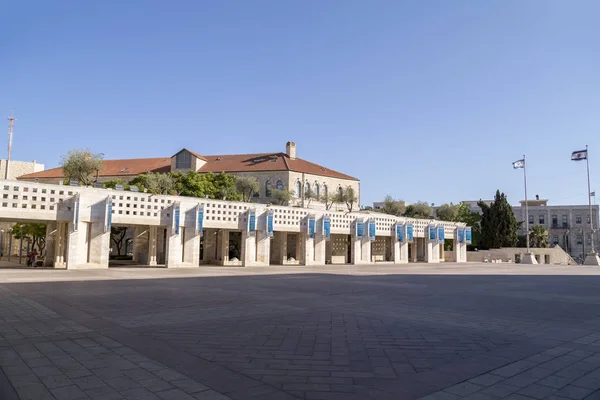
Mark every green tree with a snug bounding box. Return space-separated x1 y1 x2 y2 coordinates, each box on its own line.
272 189 294 205
436 203 459 221
102 178 126 189
11 223 47 256
60 149 104 186
235 176 259 202
478 190 518 249
320 190 338 210
529 225 550 248
380 195 406 216
129 173 176 195
110 227 127 256
404 201 433 219
177 171 241 200
455 202 481 247
341 186 358 213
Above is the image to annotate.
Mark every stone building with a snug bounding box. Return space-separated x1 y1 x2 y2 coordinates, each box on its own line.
460 197 600 263
0 159 44 180
17 142 359 211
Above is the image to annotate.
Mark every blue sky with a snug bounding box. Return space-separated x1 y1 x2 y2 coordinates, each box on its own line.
2 0 599 207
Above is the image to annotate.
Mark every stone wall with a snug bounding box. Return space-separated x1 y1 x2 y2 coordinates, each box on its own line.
467 246 574 265
0 160 44 180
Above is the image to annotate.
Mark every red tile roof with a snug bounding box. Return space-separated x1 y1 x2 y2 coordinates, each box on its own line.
18 150 358 181
18 157 172 180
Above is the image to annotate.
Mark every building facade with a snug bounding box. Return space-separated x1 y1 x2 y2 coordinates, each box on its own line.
512 198 599 263
461 197 599 263
18 142 359 211
0 159 44 180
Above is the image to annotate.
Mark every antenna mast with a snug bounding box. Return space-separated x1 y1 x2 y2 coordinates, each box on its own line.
5 113 15 180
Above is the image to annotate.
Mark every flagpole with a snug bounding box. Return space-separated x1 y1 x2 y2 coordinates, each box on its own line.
586 145 595 254
523 154 530 253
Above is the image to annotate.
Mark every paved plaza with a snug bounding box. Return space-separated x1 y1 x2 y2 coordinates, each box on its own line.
1 264 600 400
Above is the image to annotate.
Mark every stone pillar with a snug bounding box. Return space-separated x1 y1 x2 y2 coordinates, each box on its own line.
54 222 67 268
440 241 445 262
361 237 372 264
303 233 316 265
88 220 110 268
44 222 56 267
242 230 256 266
314 231 326 265
218 229 229 265
392 239 409 264
148 226 158 266
256 229 271 265
165 223 183 268
280 232 288 264
351 236 362 264
132 226 149 265
425 240 440 263
183 225 200 267
453 229 467 262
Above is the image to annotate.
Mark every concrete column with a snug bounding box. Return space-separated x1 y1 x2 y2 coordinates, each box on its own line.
425 240 440 263
440 241 445 262
351 236 362 264
280 232 287 264
165 223 183 268
132 226 149 265
454 230 467 262
303 233 316 265
361 237 372 264
392 240 409 264
242 230 256 267
44 222 56 267
218 229 229 265
256 229 271 265
314 231 326 265
148 226 158 266
88 221 110 268
183 225 200 267
54 222 67 268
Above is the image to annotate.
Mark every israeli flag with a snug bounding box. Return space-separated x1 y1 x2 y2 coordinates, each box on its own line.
571 149 588 161
512 159 525 169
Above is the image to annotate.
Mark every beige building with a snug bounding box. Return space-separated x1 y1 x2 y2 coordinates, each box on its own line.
18 142 359 210
461 197 599 263
0 159 44 180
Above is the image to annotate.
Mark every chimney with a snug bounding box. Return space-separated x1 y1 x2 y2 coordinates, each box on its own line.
286 141 296 160
535 194 539 200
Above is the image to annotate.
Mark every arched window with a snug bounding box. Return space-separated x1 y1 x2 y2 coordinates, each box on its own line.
313 182 319 198
304 182 310 197
265 180 272 197
295 181 301 198
322 184 328 199
276 180 284 191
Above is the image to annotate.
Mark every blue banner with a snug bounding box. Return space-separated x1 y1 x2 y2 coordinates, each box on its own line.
465 227 472 244
368 219 376 241
396 224 404 242
174 208 180 235
107 201 112 231
429 226 436 241
458 228 465 243
407 224 414 241
438 226 445 242
267 212 274 237
308 217 315 239
248 210 256 232
323 216 331 241
197 207 204 236
356 221 364 238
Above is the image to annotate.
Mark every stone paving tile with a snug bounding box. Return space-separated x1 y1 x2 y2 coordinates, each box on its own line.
4 265 600 400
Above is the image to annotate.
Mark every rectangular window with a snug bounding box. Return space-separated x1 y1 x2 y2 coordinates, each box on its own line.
577 234 583 244
576 215 582 224
562 215 568 228
587 215 591 224
528 215 534 225
552 215 558 227
539 215 545 225
176 151 191 169
552 235 558 244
